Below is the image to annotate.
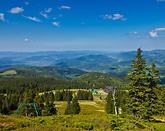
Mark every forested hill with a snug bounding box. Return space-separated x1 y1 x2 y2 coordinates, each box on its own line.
0 66 87 80
74 72 128 88
0 72 127 93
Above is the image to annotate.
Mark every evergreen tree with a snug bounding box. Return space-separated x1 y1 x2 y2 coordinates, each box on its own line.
147 62 162 91
105 92 115 114
88 91 93 101
161 88 165 103
77 90 83 100
44 96 57 116
0 95 4 113
44 98 51 116
1 100 9 115
125 48 163 119
116 91 127 113
18 89 37 116
49 101 57 115
67 96 80 115
55 91 62 101
65 100 71 115
83 91 88 100
10 93 20 110
34 95 44 116
146 62 164 115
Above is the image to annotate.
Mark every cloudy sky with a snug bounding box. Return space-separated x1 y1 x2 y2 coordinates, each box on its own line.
0 0 165 52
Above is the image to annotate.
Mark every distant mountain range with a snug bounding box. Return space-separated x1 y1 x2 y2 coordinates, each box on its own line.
0 50 165 84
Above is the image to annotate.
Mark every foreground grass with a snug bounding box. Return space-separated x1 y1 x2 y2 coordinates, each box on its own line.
1 114 165 131
1 100 165 130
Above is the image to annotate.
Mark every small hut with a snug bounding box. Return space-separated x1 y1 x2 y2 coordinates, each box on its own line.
103 86 114 93
92 90 98 94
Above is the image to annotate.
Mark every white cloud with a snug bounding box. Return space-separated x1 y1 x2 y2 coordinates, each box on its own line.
8 7 24 14
129 31 140 34
133 31 138 34
148 27 165 38
40 11 48 19
113 14 123 20
40 8 52 19
100 13 126 21
59 14 63 17
149 31 158 38
52 22 60 27
25 2 29 5
53 17 56 20
59 6 71 9
100 14 112 19
22 15 41 22
24 38 30 42
154 27 165 31
0 13 5 21
45 8 52 12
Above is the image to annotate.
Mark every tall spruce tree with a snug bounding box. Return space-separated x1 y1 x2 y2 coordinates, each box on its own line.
88 91 93 101
65 96 80 115
34 95 44 116
125 48 162 119
105 92 115 114
65 100 71 115
147 62 162 91
146 62 164 115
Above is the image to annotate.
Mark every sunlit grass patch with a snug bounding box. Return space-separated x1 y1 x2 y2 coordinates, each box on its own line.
0 70 17 76
54 100 106 115
54 101 67 115
78 100 97 106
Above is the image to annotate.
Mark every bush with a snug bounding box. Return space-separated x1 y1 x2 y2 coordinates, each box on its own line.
72 122 94 130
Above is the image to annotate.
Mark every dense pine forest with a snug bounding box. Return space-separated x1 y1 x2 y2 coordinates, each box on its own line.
0 48 165 130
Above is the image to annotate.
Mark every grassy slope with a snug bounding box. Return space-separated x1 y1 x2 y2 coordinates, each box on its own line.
0 99 165 131
0 70 17 76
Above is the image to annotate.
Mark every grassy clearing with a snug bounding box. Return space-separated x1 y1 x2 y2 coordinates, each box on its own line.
54 100 106 115
93 94 107 101
0 70 17 76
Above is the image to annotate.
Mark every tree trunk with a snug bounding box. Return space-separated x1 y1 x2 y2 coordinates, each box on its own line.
113 88 117 115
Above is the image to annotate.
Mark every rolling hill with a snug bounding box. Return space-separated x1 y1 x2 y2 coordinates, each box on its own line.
74 72 128 88
0 70 128 93
0 66 87 80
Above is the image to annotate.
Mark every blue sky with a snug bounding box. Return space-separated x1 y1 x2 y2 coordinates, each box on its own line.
0 0 165 52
